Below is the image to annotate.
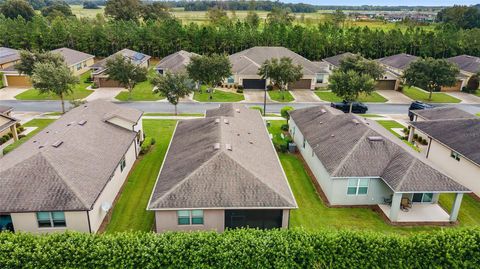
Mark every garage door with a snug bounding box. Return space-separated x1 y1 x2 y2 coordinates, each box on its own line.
375 80 397 91
242 79 266 90
288 79 312 90
440 80 462 92
97 77 123 88
5 75 31 87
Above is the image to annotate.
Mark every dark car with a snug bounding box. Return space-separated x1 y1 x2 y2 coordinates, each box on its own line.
331 101 368 114
408 101 434 121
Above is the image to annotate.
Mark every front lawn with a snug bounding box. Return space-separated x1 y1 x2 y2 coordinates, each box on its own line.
2 119 55 155
15 71 94 100
375 120 418 151
115 68 164 101
315 91 388 103
402 86 461 103
193 88 244 102
105 120 177 233
268 90 295 102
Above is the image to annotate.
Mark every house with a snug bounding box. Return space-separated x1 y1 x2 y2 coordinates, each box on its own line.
155 50 198 75
147 104 297 232
289 105 469 224
376 53 418 78
0 47 20 70
446 55 480 91
0 100 143 233
91 49 151 88
322 52 355 70
1 47 94 87
408 107 480 197
228 46 329 90
51 47 95 76
0 47 31 87
0 105 18 145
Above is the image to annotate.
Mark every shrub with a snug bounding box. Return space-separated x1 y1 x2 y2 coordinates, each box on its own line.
402 127 408 134
237 85 244 90
266 84 274 91
249 106 264 115
281 124 289 131
413 133 418 139
150 138 156 145
140 137 153 154
18 134 26 139
236 89 243 94
280 106 294 120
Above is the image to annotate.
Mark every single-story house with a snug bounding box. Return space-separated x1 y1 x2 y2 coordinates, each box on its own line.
91 49 151 88
0 105 18 142
0 100 144 233
1 47 94 87
148 104 297 232
376 53 419 77
323 52 400 91
0 47 20 70
446 55 480 92
408 107 480 197
289 105 469 224
0 47 30 87
228 46 329 90
155 50 198 75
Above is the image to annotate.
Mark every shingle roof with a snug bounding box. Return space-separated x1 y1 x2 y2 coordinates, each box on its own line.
322 52 355 67
0 100 142 212
289 106 469 193
229 47 327 76
51 47 94 67
447 55 480 74
0 113 17 133
91 48 151 75
412 107 476 121
155 50 198 74
377 53 419 71
0 47 20 66
0 105 13 114
411 118 480 166
148 104 297 210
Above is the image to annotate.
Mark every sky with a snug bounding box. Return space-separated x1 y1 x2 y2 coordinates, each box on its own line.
283 0 479 6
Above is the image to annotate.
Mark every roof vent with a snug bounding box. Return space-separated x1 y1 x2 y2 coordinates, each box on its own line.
52 140 63 148
226 144 232 151
78 120 87 126
38 145 44 149
319 121 323 124
320 109 327 114
67 121 75 126
368 136 384 142
215 119 220 123
235 109 240 113
352 119 360 125
213 143 220 150
331 134 335 137
224 119 229 124
249 141 254 144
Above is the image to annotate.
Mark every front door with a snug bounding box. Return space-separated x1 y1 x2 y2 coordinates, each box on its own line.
0 214 14 232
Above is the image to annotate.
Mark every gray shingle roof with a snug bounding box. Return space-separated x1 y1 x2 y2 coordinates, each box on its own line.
447 55 480 74
148 104 297 210
51 47 94 67
412 107 476 121
377 53 419 70
323 52 355 67
0 47 20 66
0 112 17 133
229 47 327 76
410 118 480 166
0 100 142 212
289 106 469 193
91 48 151 75
0 105 13 114
155 50 198 74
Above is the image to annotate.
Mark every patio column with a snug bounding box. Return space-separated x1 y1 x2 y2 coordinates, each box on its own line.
10 124 18 141
449 193 464 222
389 192 402 222
407 126 415 143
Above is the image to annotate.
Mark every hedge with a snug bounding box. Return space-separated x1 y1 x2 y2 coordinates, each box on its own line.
0 228 479 268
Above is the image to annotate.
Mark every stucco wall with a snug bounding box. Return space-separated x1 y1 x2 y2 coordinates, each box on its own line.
282 209 290 228
155 209 225 232
10 211 89 234
70 58 95 76
329 177 392 205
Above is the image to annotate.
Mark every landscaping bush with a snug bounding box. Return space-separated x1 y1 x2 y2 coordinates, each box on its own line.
266 84 274 91
237 85 244 90
0 228 479 268
413 133 418 139
281 124 289 131
236 89 243 94
140 137 154 155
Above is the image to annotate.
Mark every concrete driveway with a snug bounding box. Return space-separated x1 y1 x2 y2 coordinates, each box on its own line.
243 90 271 103
377 90 413 104
85 88 126 102
445 92 480 104
0 87 29 100
290 90 321 102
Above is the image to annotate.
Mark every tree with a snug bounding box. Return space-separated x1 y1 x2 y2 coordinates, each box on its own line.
258 57 302 100
207 6 229 25
141 2 171 21
15 50 65 76
267 7 295 25
339 54 384 80
0 0 35 20
437 6 480 29
105 0 141 21
105 54 148 100
403 58 459 100
245 10 260 27
152 72 194 115
328 70 376 113
41 1 72 18
186 54 232 100
280 106 294 120
464 72 480 93
331 9 346 27
31 62 78 113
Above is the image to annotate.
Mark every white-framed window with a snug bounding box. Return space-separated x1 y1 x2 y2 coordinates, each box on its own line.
76 63 82 71
412 193 433 203
227 76 234 84
36 212 66 228
316 73 325 83
177 210 204 225
347 179 369 195
450 151 460 161
120 156 126 172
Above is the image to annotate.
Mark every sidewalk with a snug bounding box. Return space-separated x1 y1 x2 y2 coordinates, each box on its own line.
0 87 29 100
445 92 480 104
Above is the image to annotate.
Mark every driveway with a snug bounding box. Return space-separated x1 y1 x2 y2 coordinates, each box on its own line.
376 90 413 104
290 90 321 102
85 88 126 102
445 92 480 104
243 90 271 103
0 87 29 100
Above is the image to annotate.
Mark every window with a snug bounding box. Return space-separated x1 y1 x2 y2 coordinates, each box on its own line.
76 63 82 71
120 156 126 172
157 69 164 75
347 179 369 195
412 193 433 203
450 151 460 161
177 210 204 225
303 138 306 149
36 212 66 228
227 76 234 84
316 73 325 84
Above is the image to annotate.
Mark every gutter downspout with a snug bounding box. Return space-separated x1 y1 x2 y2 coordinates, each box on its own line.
86 210 92 233
426 137 432 158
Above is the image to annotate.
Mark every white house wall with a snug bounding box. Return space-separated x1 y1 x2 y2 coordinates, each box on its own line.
10 211 90 234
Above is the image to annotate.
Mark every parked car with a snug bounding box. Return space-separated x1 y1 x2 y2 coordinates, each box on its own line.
408 101 434 120
331 101 368 114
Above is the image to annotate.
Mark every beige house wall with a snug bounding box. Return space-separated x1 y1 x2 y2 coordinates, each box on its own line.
155 209 225 233
70 58 95 76
10 211 90 234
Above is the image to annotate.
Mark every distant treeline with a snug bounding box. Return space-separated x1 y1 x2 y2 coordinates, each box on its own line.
180 1 317 13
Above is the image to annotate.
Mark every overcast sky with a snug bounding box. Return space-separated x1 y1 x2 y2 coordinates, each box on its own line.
283 0 478 6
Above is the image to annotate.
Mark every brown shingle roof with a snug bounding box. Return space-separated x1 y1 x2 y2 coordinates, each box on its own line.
155 50 198 74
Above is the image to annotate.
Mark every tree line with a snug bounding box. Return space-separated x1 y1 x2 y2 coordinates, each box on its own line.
181 0 317 13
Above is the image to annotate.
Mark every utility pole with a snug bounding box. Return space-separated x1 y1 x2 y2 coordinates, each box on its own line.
263 69 267 116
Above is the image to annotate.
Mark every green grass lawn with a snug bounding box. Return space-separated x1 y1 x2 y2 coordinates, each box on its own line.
315 91 388 103
193 88 244 102
115 68 164 101
375 120 418 151
362 114 384 118
15 71 94 100
2 119 55 155
402 86 461 103
268 90 295 102
105 120 177 233
474 90 480 97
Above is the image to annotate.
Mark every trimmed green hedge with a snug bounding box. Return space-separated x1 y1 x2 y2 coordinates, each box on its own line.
0 228 479 268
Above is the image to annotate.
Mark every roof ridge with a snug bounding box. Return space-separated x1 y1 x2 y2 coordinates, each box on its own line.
331 127 371 176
